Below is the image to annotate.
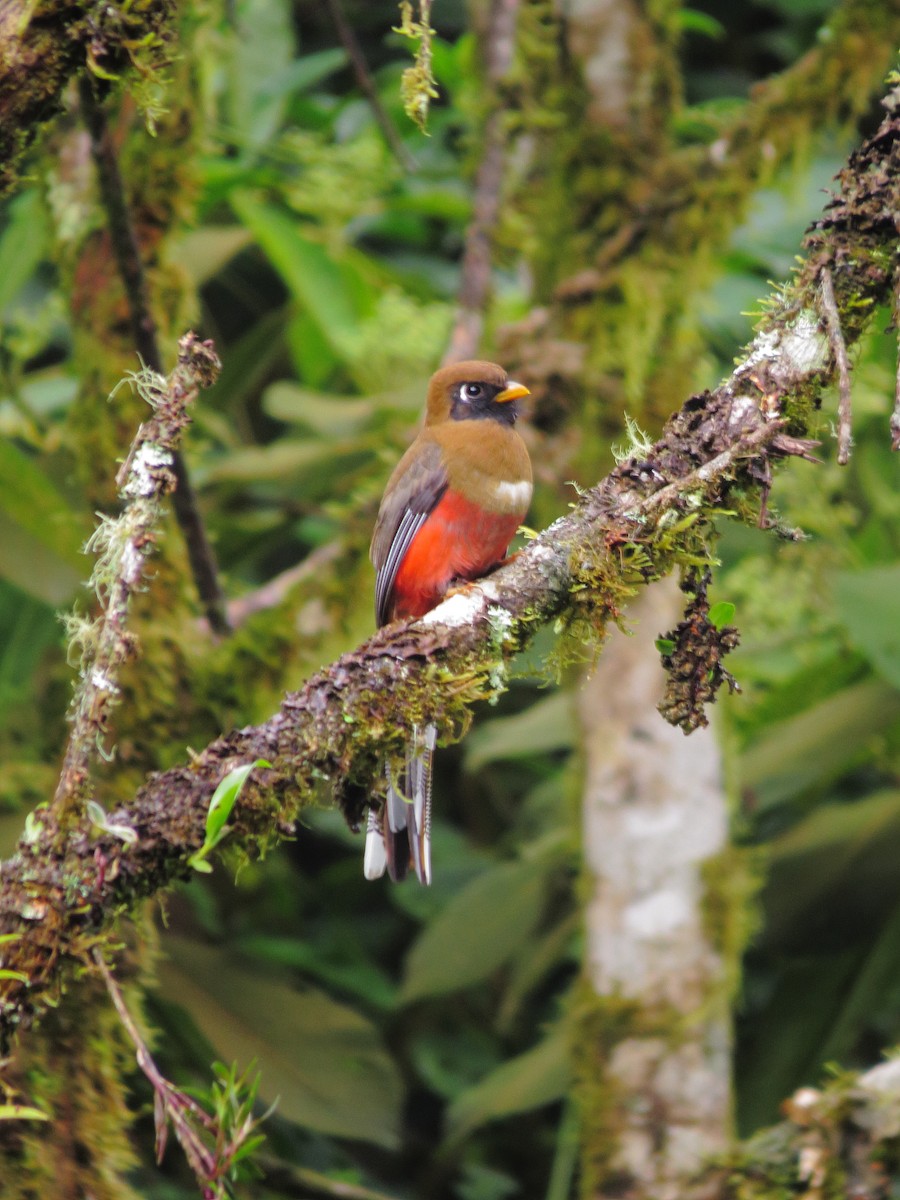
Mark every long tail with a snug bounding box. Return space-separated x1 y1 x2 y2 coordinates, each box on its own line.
364 723 435 884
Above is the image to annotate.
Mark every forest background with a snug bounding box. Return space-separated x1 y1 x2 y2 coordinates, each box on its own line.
2 1 900 1198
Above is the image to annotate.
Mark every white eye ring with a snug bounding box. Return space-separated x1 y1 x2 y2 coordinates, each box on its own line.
463 383 483 400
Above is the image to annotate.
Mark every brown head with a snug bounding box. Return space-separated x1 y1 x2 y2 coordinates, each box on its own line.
424 360 530 428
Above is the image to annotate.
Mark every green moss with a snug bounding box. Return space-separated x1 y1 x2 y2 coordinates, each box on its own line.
0 0 176 199
700 844 765 1004
1 970 145 1200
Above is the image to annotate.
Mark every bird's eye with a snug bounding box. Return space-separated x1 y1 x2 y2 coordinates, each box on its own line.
463 383 484 400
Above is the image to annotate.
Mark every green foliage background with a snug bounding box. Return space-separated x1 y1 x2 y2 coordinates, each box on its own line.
2 1 900 1197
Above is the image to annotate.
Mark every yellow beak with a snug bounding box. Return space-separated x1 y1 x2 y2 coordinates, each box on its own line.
495 381 530 404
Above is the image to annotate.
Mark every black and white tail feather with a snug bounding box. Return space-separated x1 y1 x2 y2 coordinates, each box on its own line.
364 723 436 884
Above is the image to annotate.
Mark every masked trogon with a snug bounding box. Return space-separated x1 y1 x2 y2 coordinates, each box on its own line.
364 360 532 884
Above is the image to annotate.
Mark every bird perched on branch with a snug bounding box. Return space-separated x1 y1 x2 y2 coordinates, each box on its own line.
365 360 533 884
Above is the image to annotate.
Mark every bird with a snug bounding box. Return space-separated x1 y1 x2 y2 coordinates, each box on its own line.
364 360 533 884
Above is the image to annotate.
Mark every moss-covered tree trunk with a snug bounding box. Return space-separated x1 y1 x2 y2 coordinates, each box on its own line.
576 582 733 1197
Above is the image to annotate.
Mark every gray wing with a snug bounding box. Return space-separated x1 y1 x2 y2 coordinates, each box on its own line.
371 438 448 627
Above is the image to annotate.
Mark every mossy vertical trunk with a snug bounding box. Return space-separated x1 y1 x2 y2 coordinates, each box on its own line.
500 3 736 1191
575 581 733 1198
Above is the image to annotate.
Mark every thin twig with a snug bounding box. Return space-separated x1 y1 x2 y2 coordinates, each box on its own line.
819 266 854 464
94 945 262 1198
226 543 341 626
891 271 900 452
444 0 521 364
77 77 231 634
325 0 416 171
93 949 219 1183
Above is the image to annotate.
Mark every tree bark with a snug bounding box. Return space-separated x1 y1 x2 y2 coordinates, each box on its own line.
578 581 731 1198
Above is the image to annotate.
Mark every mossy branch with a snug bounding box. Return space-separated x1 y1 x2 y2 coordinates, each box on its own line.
0 0 175 198
51 332 221 832
1 82 899 1072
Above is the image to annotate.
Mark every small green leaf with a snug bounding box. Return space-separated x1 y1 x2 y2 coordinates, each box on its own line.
678 8 725 37
0 969 29 983
0 1105 49 1122
86 800 107 827
708 601 736 629
87 799 138 845
206 761 270 844
188 760 271 871
655 637 676 655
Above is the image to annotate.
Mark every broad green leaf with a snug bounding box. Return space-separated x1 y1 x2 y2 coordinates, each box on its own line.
401 857 549 1003
497 914 581 1033
172 226 253 286
0 190 49 312
0 511 81 604
0 440 85 570
15 371 78 419
261 382 374 436
232 192 372 367
201 440 343 484
159 939 403 1148
456 1163 519 1200
445 1024 570 1141
201 442 373 496
740 679 900 810
390 184 470 223
258 48 347 97
228 0 296 149
464 692 575 772
262 380 422 434
834 566 900 689
235 934 396 1011
761 789 900 950
285 308 339 385
0 582 61 714
409 1025 503 1102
